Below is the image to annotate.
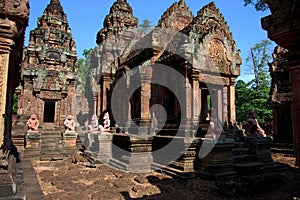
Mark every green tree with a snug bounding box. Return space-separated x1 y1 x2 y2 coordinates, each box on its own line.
235 80 254 122
236 40 273 122
244 0 268 11
139 19 152 34
13 93 18 114
247 40 273 93
77 48 93 92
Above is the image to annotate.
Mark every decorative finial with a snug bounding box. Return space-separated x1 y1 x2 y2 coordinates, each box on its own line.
179 0 186 6
50 0 61 4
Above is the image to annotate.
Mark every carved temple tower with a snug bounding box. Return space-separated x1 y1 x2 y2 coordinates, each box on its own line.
87 0 138 118
16 0 78 127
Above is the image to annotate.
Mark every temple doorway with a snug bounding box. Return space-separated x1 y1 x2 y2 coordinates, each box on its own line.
43 101 56 123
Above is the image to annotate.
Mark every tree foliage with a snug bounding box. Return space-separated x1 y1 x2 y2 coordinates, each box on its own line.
77 48 93 92
244 0 269 11
139 19 152 34
13 93 18 114
236 40 273 122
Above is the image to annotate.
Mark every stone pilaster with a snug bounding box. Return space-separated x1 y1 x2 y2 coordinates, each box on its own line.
191 70 200 126
139 65 152 127
229 78 236 124
223 87 228 126
0 53 10 146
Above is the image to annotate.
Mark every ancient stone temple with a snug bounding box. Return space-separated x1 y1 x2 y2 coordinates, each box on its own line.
86 0 242 173
86 0 139 119
269 46 292 143
88 0 241 132
16 0 77 127
262 0 300 166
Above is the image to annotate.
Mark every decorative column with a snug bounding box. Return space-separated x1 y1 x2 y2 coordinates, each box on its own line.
139 65 152 128
229 78 236 124
191 70 200 126
0 53 10 147
98 73 113 116
217 89 223 123
223 86 228 126
180 64 192 130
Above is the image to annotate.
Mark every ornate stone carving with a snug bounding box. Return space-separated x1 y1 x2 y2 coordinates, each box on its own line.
96 0 138 45
157 0 193 31
186 2 241 76
208 38 225 71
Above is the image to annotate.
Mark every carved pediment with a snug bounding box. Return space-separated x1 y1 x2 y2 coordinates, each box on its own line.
187 2 241 76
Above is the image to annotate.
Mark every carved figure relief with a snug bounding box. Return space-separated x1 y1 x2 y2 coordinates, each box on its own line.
208 39 225 71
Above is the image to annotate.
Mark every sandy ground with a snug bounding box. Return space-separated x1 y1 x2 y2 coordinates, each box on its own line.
31 153 300 200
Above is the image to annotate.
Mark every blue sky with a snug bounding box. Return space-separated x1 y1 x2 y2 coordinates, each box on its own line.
25 0 273 82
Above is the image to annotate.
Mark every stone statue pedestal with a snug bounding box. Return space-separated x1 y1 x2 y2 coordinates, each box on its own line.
97 134 113 163
24 131 41 159
84 131 97 152
111 134 153 173
151 135 202 178
244 136 274 163
62 131 78 156
200 138 236 178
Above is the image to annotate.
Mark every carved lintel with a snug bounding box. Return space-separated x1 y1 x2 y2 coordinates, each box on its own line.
201 74 230 86
40 91 62 100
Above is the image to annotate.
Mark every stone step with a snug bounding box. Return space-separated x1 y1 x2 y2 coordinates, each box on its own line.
151 163 198 179
233 154 257 163
232 147 251 155
272 142 293 149
235 161 264 175
270 147 294 155
108 158 128 171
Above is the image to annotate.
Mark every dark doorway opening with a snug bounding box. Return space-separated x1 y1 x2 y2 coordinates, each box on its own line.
44 101 55 123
